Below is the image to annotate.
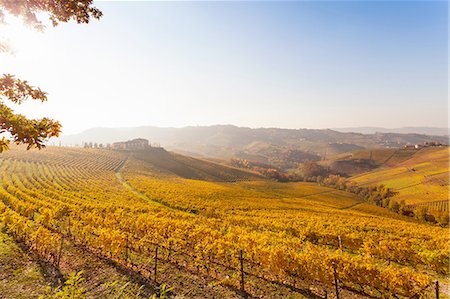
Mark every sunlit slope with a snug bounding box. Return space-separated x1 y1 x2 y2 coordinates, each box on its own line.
123 152 416 221
351 147 449 205
124 164 410 222
128 147 264 181
349 148 419 166
321 147 424 176
0 145 127 171
0 146 448 297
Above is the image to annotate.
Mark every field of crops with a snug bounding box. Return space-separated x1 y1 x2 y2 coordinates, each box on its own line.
352 148 420 166
0 146 448 298
351 147 449 209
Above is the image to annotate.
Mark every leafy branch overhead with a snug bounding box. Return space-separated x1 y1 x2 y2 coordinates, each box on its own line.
0 74 61 152
0 0 102 152
0 0 103 29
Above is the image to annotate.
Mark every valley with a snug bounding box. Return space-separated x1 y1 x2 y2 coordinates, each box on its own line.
0 145 448 298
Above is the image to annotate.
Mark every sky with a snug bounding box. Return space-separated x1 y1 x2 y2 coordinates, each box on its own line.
0 1 448 135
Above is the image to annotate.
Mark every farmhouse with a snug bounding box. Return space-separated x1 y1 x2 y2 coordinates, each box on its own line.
404 141 446 149
112 138 149 150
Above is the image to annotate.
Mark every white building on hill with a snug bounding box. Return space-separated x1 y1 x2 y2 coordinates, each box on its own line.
112 138 149 150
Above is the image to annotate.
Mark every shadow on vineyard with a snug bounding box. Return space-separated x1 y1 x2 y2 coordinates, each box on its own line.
0 146 448 298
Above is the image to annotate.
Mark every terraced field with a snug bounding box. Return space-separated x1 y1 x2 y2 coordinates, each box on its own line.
0 146 448 298
351 147 449 207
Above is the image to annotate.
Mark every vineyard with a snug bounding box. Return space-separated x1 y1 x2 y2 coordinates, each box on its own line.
0 146 449 298
351 147 449 212
349 148 423 166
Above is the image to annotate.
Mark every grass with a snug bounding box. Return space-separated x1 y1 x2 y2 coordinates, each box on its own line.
0 230 50 299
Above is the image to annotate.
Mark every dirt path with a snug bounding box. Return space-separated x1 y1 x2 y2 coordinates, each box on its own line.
115 172 168 208
339 202 365 210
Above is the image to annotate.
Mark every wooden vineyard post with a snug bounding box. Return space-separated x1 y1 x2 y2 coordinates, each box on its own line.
239 249 245 294
435 280 439 299
338 236 342 250
154 246 159 283
324 290 328 299
67 217 71 238
125 234 129 262
332 262 340 299
167 246 171 262
57 235 65 269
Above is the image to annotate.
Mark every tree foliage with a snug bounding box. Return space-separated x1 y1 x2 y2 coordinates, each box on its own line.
0 0 102 29
0 74 61 151
0 0 102 152
301 160 328 178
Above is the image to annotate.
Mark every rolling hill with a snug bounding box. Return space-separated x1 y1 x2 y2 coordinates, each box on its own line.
0 145 448 298
349 147 449 207
125 147 264 182
57 125 448 170
320 147 424 176
334 126 449 136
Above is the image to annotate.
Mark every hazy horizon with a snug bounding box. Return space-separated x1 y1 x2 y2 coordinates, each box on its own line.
74 123 450 130
59 123 449 137
1 1 448 134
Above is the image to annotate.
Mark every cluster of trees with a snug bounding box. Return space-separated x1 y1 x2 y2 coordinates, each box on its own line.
230 159 293 182
299 160 331 180
318 175 395 206
265 160 334 182
411 206 449 226
230 159 334 182
265 149 321 170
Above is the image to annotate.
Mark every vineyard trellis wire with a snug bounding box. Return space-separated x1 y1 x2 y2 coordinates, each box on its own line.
405 200 449 212
0 203 443 299
0 150 446 298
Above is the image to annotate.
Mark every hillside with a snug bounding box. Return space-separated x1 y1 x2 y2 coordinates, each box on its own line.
57 125 448 170
350 147 449 207
128 147 264 182
0 146 448 298
333 126 449 136
320 148 423 176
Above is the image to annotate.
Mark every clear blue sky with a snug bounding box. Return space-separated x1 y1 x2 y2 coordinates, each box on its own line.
1 1 447 134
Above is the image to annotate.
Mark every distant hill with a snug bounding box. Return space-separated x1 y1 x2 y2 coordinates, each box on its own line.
57 125 448 170
333 126 449 136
